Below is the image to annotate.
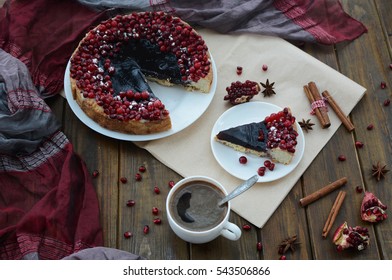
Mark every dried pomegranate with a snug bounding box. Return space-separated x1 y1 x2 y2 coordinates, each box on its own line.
332 221 370 251
223 80 260 105
361 191 388 223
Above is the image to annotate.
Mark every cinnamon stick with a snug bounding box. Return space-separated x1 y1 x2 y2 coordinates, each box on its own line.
303 82 331 128
322 191 346 238
299 177 347 207
322 90 355 132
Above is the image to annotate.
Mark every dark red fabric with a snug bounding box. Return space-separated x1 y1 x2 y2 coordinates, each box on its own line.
274 0 367 44
0 135 103 260
0 0 108 98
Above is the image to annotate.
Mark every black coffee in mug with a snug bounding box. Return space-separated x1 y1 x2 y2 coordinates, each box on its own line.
169 180 228 231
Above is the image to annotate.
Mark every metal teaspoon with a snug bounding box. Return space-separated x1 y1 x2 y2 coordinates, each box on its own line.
218 174 259 207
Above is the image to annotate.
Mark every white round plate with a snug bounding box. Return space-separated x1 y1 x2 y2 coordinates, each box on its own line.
210 102 305 183
64 54 217 141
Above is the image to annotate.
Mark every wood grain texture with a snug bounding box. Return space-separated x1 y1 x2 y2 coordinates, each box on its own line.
2 0 390 259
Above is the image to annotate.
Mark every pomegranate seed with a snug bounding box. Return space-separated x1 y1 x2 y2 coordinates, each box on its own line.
92 170 99 178
138 165 146 173
236 66 243 75
355 186 363 193
384 99 390 106
143 225 150 234
389 63 392 70
264 160 271 168
380 81 387 89
367 124 374 130
257 166 266 176
338 155 346 161
257 242 263 251
355 141 364 148
242 224 251 231
126 199 136 207
154 186 160 194
262 64 268 71
124 231 133 239
152 207 159 215
135 173 142 181
239 156 248 164
168 180 175 188
153 218 162 225
120 177 128 183
279 255 286 260
268 162 275 171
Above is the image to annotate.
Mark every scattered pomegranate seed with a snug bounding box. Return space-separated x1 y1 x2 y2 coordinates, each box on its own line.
367 124 374 130
242 224 251 231
239 156 248 164
279 255 287 260
152 207 159 215
384 99 390 106
168 180 175 188
380 81 387 89
355 186 363 193
138 165 146 173
262 64 268 71
154 186 161 194
257 242 263 251
124 231 133 239
236 66 243 75
153 218 162 225
355 141 364 148
257 166 266 176
389 63 392 70
143 225 150 234
92 170 99 178
264 160 271 168
126 199 136 207
267 162 275 171
338 155 346 161
135 173 142 181
120 177 128 183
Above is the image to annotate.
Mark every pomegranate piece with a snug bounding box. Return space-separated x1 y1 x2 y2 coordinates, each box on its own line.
153 218 162 225
143 225 150 234
124 231 133 239
154 186 161 194
223 80 260 105
92 170 100 178
262 64 268 71
168 180 175 188
332 221 370 251
138 165 146 173
126 199 136 207
256 242 263 251
120 177 128 183
338 155 346 161
242 224 251 231
239 156 247 164
135 173 142 181
361 191 388 223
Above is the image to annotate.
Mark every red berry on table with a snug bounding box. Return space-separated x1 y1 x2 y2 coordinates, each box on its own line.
239 156 248 164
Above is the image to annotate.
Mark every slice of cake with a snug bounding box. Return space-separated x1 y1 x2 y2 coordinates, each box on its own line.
215 107 298 164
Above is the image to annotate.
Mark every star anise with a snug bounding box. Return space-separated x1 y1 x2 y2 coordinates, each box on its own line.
260 79 276 97
299 119 315 132
278 235 300 255
372 162 389 181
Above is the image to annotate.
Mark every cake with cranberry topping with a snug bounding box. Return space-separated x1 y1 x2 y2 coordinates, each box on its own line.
215 107 298 165
69 12 213 134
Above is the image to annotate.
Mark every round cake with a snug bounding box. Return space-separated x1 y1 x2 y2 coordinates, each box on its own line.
69 12 213 135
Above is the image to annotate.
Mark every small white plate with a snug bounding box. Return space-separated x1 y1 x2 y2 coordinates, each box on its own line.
210 102 305 183
63 54 217 141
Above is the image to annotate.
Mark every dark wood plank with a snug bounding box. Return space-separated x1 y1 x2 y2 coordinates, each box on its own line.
117 143 189 259
339 0 392 259
63 103 120 249
294 8 380 257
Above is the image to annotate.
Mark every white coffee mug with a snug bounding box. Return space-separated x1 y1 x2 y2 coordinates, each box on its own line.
166 176 241 244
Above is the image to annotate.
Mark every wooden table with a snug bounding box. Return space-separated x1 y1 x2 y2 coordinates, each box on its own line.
44 0 391 260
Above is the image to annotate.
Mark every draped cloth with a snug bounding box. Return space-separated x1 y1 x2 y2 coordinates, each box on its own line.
0 0 108 98
0 49 103 260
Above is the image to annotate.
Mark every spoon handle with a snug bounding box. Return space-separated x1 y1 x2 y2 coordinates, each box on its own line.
218 174 259 207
